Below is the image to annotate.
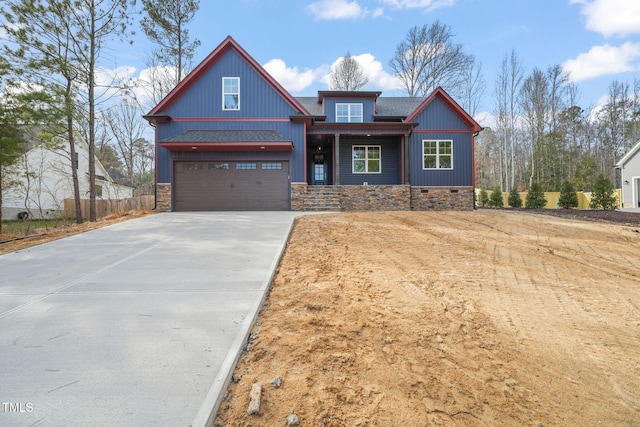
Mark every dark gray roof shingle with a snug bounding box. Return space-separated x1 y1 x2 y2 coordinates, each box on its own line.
161 130 291 143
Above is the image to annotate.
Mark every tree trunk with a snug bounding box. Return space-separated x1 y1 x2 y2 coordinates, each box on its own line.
88 1 97 222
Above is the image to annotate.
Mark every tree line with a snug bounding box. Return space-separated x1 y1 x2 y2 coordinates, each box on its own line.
477 51 640 194
0 0 199 227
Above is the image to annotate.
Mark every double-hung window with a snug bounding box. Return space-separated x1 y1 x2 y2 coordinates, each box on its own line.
222 77 240 110
336 103 363 122
353 145 381 173
423 140 453 169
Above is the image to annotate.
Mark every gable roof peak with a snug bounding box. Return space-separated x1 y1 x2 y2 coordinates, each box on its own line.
406 86 482 133
146 36 309 117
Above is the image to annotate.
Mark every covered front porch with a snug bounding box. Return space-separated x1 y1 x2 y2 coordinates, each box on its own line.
304 132 408 187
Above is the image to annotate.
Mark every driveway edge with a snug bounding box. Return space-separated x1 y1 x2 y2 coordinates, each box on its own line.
191 216 299 427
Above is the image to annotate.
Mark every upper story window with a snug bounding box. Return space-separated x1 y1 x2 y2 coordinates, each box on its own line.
336 103 363 122
223 77 240 110
423 140 453 169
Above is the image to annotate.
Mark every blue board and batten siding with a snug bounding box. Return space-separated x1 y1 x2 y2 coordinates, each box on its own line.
338 139 402 185
156 47 306 183
410 97 474 187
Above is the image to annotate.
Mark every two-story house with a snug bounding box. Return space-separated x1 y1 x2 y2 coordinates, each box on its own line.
144 36 482 211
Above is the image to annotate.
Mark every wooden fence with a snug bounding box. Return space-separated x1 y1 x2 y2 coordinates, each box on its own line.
63 196 155 219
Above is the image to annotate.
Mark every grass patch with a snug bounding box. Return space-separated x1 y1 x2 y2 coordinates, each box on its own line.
1 218 75 236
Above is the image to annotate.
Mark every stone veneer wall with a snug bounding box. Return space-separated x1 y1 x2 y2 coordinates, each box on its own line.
156 183 172 212
338 185 410 211
290 183 309 211
410 186 474 210
291 183 474 211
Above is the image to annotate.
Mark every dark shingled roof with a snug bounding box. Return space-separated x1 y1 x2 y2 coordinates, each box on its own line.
161 130 291 143
294 96 427 119
295 97 321 115
375 97 426 117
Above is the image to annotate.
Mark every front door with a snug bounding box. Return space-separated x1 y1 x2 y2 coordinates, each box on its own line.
313 154 326 185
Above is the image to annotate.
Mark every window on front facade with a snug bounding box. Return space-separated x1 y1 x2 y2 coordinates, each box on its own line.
353 145 381 173
336 103 363 122
423 140 453 169
222 77 240 110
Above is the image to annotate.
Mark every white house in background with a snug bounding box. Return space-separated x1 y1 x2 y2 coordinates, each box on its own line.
2 133 134 220
616 140 640 209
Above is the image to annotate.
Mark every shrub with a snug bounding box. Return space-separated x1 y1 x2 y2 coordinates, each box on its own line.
558 181 579 209
525 182 547 209
478 188 489 207
590 174 617 210
488 185 504 208
507 187 523 208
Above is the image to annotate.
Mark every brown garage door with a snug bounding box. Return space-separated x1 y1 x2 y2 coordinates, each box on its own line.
174 161 290 211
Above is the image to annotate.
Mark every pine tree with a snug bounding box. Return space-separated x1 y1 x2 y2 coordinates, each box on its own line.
488 185 504 208
558 181 578 209
508 187 523 208
590 174 617 210
478 188 489 207
525 182 547 209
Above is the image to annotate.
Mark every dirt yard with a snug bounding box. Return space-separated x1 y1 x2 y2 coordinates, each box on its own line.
214 210 640 426
0 210 152 256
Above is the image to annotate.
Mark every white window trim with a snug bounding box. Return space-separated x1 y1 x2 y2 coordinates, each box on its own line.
222 77 240 111
422 139 454 170
352 145 381 174
336 103 363 123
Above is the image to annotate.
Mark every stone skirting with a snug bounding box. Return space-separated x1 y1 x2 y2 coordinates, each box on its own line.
410 186 474 211
292 183 474 211
338 185 410 211
156 183 171 212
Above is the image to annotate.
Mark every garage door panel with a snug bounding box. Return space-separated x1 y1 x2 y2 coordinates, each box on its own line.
174 161 290 211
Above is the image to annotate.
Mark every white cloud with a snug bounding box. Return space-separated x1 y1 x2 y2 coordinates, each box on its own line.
570 0 640 37
379 0 456 12
263 58 328 92
326 53 400 90
308 0 383 20
262 53 399 94
563 42 640 82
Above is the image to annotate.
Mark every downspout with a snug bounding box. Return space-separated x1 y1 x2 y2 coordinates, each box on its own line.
473 130 481 210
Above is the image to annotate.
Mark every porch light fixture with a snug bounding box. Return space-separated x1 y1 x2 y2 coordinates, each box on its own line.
625 180 629 184
260 146 266 150
191 146 197 150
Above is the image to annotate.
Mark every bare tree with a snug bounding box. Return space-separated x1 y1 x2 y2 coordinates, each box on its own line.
458 60 486 117
593 80 629 181
520 68 550 187
329 53 368 91
140 0 201 95
61 0 135 221
389 21 475 97
104 102 151 187
493 49 524 191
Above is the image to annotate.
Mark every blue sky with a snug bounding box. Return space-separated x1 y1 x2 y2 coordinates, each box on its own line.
112 0 640 119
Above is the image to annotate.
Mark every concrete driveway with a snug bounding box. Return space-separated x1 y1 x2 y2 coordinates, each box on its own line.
0 212 302 426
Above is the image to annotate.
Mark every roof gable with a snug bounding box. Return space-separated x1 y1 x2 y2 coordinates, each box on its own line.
406 87 482 133
617 140 640 167
147 36 309 116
